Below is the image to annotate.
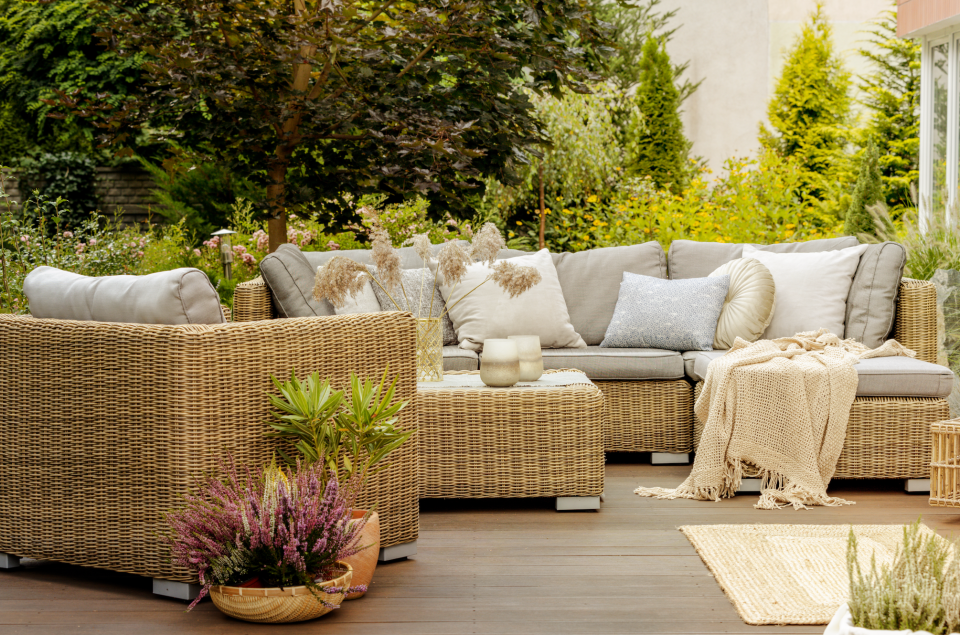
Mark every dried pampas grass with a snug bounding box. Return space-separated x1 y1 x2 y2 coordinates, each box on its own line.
363 207 402 295
469 222 505 264
313 257 370 309
490 260 542 298
436 240 472 286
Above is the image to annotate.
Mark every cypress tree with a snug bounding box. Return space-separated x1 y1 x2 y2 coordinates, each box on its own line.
759 3 851 203
857 10 921 211
844 139 885 238
627 35 688 192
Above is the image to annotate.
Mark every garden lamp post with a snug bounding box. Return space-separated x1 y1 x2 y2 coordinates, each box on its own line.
211 229 237 280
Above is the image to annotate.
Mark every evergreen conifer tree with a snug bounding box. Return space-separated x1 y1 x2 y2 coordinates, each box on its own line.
857 10 921 210
844 138 885 237
760 3 852 203
628 35 688 192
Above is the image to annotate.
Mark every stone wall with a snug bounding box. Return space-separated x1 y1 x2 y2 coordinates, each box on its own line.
1 165 158 226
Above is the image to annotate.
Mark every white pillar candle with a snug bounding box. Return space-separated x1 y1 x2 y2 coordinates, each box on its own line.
508 335 543 381
479 339 520 387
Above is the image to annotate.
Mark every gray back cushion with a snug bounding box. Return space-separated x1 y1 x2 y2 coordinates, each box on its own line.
551 243 668 346
259 243 334 318
302 242 467 270
667 237 860 279
24 265 225 324
845 242 906 348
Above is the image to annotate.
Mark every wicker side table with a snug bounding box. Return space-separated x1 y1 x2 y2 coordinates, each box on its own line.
931 419 960 507
418 369 605 510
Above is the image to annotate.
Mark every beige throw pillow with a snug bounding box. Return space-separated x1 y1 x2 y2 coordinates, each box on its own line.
743 243 868 339
437 249 586 351
708 258 776 349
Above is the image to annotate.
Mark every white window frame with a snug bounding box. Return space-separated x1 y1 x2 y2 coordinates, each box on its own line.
920 31 960 231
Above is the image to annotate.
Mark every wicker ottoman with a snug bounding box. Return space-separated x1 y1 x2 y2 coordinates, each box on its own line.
931 419 960 507
418 369 605 509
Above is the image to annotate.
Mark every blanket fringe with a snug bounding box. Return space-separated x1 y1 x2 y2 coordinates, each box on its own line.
634 460 854 510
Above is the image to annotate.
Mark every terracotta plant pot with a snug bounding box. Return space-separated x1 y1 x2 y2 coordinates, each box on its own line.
210 561 352 624
341 510 379 599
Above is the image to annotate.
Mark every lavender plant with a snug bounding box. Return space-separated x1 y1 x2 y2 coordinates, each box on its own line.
163 458 368 609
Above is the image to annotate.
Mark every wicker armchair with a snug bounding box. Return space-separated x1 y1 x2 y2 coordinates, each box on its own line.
0 311 419 591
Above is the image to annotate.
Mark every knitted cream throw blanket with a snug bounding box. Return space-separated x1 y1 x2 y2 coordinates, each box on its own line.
636 329 916 510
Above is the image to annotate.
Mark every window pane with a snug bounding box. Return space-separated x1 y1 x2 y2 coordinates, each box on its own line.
933 42 949 216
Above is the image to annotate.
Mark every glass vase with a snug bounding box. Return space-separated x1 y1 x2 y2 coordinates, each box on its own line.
416 318 444 382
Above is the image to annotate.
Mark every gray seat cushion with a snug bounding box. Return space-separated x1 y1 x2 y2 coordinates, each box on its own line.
854 357 953 398
259 244 334 318
541 346 683 380
443 346 479 372
302 242 465 270
684 350 953 398
667 237 859 280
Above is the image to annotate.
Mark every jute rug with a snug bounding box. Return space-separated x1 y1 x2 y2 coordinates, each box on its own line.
680 523 938 625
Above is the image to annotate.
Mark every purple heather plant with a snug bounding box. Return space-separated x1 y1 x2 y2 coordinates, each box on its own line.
163 457 368 610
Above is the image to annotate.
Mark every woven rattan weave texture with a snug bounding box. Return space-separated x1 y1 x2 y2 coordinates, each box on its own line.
931 419 960 507
895 278 938 364
598 379 693 452
0 312 419 582
693 382 948 479
418 370 604 498
234 276 274 321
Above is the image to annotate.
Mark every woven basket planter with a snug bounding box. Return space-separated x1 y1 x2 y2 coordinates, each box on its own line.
931 419 960 507
416 317 443 382
210 562 352 623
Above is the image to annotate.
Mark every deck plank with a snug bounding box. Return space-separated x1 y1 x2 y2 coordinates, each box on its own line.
0 463 956 635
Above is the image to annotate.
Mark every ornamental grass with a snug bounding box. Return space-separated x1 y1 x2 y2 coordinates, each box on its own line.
847 520 960 634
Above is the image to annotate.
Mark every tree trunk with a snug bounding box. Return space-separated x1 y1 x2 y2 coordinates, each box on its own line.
266 0 315 253
538 161 546 251
267 162 287 253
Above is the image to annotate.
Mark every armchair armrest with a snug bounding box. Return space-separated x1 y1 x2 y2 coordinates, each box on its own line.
894 278 937 364
234 276 275 321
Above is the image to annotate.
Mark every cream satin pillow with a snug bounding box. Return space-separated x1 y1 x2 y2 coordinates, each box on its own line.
743 243 868 339
708 258 776 349
437 249 587 351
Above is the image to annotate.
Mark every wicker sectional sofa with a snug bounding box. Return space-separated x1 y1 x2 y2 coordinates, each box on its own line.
236 237 953 482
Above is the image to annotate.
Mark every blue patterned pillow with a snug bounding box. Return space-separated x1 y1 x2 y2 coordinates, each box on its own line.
600 272 730 351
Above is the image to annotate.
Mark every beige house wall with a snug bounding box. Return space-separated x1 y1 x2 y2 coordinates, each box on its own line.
660 0 892 172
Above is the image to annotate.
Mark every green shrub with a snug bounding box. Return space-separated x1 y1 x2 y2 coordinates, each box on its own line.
844 139 886 238
16 152 99 229
138 152 263 242
626 36 689 191
759 3 852 206
510 151 836 252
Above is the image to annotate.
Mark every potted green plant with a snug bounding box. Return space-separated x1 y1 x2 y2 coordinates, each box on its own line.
825 521 960 635
264 368 412 598
163 458 367 623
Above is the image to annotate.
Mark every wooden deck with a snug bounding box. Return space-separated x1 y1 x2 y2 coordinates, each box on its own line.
3 460 959 635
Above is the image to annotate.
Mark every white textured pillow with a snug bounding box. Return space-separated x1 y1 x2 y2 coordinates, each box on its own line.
742 243 868 339
708 258 776 349
437 249 586 351
323 268 381 315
